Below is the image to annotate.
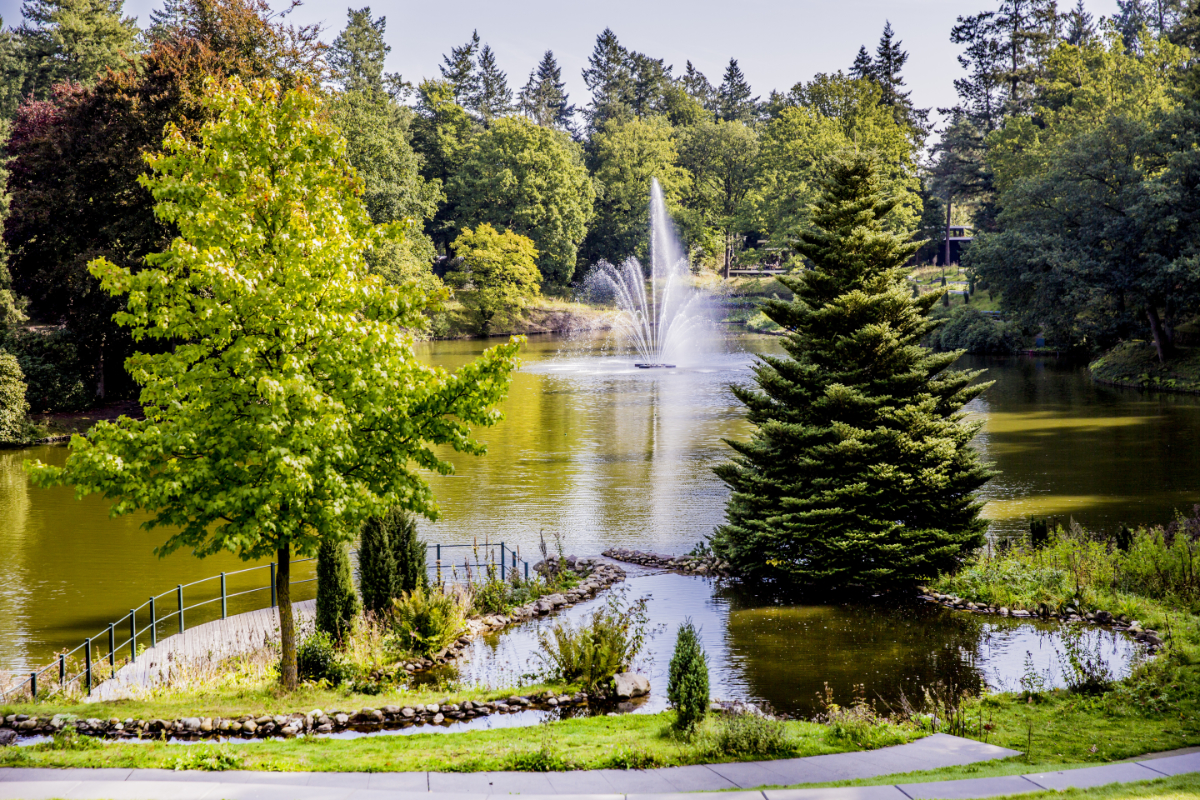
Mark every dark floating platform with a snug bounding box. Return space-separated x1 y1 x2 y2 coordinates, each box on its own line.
635 363 676 369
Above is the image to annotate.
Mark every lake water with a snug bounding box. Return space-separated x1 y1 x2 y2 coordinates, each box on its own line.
0 331 1184 702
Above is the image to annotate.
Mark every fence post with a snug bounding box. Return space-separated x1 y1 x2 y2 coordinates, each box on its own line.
177 585 185 633
108 624 115 676
525 561 529 581
29 672 36 700
270 562 277 608
500 542 506 580
221 573 227 619
129 609 136 662
58 654 65 686
85 638 92 696
436 543 441 561
149 597 156 648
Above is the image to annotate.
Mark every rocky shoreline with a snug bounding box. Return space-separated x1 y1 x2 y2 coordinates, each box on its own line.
601 548 733 577
918 588 1166 652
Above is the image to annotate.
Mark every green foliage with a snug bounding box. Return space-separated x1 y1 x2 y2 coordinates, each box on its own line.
0 350 30 444
296 630 347 684
537 589 648 691
391 586 466 657
170 745 243 771
677 118 758 275
3 328 91 412
316 539 359 643
583 116 690 266
926 306 1020 355
357 512 396 617
502 736 577 772
26 78 520 688
390 510 428 594
450 223 541 334
13 0 141 102
711 713 792 756
1031 519 1051 549
667 619 709 734
448 117 593 286
713 153 992 588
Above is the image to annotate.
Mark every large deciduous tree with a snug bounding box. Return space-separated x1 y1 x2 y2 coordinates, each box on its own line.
28 78 522 689
677 118 759 277
448 116 593 286
713 154 991 588
449 223 541 333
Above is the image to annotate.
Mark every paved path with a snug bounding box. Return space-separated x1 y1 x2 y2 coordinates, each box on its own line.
89 601 315 702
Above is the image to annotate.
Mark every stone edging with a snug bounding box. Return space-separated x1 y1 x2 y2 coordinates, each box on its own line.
602 548 733 577
918 588 1166 652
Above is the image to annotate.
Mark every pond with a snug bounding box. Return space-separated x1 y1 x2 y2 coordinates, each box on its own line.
0 330 1190 688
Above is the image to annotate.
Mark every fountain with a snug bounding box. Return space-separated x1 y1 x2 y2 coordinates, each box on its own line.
589 179 709 368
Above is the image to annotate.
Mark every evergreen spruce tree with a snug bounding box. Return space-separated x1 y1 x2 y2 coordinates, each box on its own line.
682 60 716 112
581 28 633 130
316 538 359 642
712 154 992 589
667 619 709 734
471 44 512 121
1065 0 1096 45
518 50 575 131
358 512 397 616
390 509 429 593
328 7 407 99
849 46 876 81
716 58 757 123
439 30 480 106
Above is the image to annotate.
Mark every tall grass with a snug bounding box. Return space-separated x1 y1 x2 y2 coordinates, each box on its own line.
537 588 648 691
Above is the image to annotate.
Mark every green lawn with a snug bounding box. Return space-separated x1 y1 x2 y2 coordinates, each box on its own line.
0 712 919 773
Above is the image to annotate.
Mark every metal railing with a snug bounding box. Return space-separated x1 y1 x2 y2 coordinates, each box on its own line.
1 557 316 702
3 541 537 702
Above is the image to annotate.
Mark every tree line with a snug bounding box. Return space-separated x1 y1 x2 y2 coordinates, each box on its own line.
0 0 930 411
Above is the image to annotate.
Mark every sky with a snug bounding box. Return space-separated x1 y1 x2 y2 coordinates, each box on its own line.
5 0 1121 130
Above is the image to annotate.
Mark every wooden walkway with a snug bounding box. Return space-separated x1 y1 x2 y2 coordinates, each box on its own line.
88 600 315 702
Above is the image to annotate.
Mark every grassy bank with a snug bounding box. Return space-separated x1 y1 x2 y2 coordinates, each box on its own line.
0 711 919 772
1090 341 1200 393
437 299 613 339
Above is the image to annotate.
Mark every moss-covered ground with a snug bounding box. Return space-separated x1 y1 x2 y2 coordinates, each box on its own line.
1090 341 1200 394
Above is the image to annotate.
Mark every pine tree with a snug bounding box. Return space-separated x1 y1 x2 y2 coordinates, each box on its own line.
871 21 930 140
439 30 479 106
391 509 429 593
682 60 715 111
712 154 992 589
849 45 875 81
358 511 397 616
518 50 575 131
471 43 512 121
716 58 757 123
328 7 407 99
667 619 709 734
581 28 632 130
1065 0 1096 45
316 539 359 642
14 0 141 101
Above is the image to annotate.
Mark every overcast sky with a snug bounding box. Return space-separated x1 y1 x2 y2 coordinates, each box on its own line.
5 0 1121 129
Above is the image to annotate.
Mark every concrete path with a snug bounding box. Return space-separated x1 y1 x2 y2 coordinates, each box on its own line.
89 601 316 702
1 735 1196 798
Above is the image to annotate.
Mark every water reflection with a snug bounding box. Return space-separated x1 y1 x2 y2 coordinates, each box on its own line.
450 573 1139 718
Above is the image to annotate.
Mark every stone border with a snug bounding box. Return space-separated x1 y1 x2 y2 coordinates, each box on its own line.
0 557 629 744
602 548 733 577
917 588 1165 652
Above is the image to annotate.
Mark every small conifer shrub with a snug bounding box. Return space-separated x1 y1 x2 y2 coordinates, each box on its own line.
316 539 359 643
668 619 709 734
358 513 398 616
391 510 429 593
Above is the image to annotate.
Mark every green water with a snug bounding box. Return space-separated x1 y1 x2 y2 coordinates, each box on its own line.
0 332 1191 679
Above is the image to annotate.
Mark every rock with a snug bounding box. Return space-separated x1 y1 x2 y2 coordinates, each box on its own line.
611 672 651 699
425 704 439 714
383 706 400 715
0 730 15 746
335 714 349 725
256 716 273 726
999 607 1010 616
432 713 445 724
242 720 257 734
200 719 213 732
401 707 415 718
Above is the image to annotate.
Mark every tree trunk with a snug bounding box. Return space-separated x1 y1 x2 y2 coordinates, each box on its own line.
1146 307 1174 364
277 544 297 690
944 193 953 268
96 338 106 401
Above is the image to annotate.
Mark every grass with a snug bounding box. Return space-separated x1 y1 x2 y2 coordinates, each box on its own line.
438 299 613 339
982 774 1200 800
773 765 1200 796
1090 341 1200 394
0 711 921 773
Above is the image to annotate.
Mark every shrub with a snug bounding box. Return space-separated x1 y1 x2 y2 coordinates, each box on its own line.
0 350 30 444
503 743 577 772
359 513 398 616
296 630 345 684
1057 625 1115 695
668 619 709 734
537 588 648 691
391 510 429 594
927 306 1021 355
392 586 466 657
712 713 792 757
316 539 359 643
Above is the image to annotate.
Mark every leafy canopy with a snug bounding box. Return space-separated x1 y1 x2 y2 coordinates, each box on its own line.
450 223 541 333
28 77 522 563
